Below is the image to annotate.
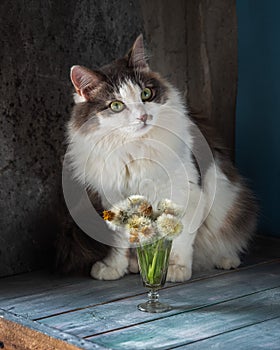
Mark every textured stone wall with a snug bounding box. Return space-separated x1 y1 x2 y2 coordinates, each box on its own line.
0 0 143 276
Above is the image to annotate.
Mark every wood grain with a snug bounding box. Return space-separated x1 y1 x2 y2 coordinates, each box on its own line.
182 316 280 349
0 274 143 319
38 262 280 338
0 236 276 303
0 263 243 319
0 238 278 349
88 287 280 349
0 270 87 302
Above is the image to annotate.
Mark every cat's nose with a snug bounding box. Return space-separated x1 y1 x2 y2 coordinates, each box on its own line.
138 114 148 124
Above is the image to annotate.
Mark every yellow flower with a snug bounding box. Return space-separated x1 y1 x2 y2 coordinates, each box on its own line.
103 210 115 221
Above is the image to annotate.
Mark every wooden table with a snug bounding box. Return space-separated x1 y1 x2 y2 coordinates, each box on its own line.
0 236 280 349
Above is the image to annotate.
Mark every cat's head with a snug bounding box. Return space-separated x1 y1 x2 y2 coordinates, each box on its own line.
69 35 187 141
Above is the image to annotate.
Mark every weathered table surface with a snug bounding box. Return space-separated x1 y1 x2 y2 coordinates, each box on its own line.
0 236 279 350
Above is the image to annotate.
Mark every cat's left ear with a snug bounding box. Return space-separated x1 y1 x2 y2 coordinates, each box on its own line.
128 34 149 70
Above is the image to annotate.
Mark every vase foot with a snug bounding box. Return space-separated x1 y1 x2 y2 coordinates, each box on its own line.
137 301 171 313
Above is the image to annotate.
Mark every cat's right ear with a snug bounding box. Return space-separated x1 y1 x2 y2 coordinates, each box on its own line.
70 65 103 102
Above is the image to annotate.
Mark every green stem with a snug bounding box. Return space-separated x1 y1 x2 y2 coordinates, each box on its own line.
148 244 159 284
137 238 172 287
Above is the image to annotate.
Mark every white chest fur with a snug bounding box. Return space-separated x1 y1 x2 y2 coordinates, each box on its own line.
67 127 197 210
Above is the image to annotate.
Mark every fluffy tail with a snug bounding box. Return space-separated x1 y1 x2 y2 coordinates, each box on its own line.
55 191 109 275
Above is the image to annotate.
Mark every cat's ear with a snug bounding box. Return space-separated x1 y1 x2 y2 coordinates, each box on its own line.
128 34 149 70
70 65 103 101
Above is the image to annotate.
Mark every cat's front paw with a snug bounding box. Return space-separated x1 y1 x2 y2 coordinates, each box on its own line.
167 264 192 282
128 255 139 274
215 256 240 270
90 261 127 280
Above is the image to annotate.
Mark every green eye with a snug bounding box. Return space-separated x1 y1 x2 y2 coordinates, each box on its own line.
141 87 153 101
110 101 125 113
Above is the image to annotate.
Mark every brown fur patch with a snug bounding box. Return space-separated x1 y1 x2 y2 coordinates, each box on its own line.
220 184 258 252
55 190 109 274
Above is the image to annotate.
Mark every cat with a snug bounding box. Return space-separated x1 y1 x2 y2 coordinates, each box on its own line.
64 34 257 282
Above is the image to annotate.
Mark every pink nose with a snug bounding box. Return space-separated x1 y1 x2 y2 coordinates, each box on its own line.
138 114 148 124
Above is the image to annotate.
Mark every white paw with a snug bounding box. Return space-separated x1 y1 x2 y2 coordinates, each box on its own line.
90 261 127 280
166 264 192 282
215 256 240 270
128 256 139 274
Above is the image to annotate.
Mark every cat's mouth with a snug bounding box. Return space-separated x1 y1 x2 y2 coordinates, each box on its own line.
139 123 148 129
135 122 152 133
120 115 154 135
135 114 153 132
121 122 152 135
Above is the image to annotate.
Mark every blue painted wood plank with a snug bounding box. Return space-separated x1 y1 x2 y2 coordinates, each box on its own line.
182 316 280 349
1 236 277 304
88 287 280 349
0 262 248 319
0 264 230 301
39 262 280 338
0 270 90 302
0 274 143 319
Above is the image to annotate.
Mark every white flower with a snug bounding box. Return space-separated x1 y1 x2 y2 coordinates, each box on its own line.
103 196 183 245
127 215 156 245
139 225 157 245
157 198 183 217
156 213 183 240
127 215 152 229
127 195 147 205
126 195 152 216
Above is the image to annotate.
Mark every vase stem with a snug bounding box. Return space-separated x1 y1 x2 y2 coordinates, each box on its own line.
138 289 171 313
148 290 159 303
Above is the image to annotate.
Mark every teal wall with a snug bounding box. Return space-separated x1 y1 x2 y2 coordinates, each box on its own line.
236 0 280 236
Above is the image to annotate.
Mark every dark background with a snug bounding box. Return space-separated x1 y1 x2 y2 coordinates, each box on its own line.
0 0 144 277
236 0 280 238
2 0 273 278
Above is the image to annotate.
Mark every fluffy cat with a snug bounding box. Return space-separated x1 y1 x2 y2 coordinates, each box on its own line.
64 35 257 282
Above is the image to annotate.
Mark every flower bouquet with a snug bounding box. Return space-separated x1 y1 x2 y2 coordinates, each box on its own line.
103 195 183 313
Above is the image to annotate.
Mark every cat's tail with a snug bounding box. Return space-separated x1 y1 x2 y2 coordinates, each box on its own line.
55 197 109 275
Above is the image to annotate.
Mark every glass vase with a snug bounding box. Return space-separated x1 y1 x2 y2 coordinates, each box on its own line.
136 237 172 313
